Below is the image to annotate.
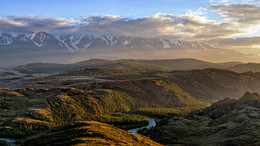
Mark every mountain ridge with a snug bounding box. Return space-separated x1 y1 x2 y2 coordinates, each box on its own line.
1 31 256 66
12 58 246 74
0 31 212 52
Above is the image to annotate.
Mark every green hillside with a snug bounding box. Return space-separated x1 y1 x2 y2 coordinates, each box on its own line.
0 79 208 139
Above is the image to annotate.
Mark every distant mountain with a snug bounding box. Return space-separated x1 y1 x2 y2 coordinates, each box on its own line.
228 63 260 73
55 33 214 52
13 58 244 74
54 33 99 52
137 59 242 70
14 62 72 74
0 31 256 66
0 32 65 50
170 68 260 101
0 31 212 52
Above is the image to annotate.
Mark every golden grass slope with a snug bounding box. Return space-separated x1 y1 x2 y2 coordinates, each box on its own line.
22 121 162 146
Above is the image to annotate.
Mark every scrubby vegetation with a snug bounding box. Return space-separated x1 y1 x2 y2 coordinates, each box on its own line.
0 87 151 138
0 114 148 138
0 76 209 145
142 92 260 145
0 127 40 139
131 106 208 117
0 140 8 145
22 121 162 146
86 113 149 130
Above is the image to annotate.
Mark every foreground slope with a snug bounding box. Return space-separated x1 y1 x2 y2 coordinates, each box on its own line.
22 121 162 146
143 92 260 145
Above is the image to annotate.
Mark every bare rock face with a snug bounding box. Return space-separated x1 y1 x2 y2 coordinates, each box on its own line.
203 98 240 119
204 91 260 119
239 91 260 107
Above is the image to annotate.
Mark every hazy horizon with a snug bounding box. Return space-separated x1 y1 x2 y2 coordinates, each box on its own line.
0 0 260 65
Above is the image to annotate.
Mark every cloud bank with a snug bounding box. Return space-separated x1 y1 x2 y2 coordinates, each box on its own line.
0 3 259 54
0 15 75 33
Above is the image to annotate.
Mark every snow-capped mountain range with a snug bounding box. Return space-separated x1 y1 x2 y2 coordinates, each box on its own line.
0 31 255 67
0 31 213 52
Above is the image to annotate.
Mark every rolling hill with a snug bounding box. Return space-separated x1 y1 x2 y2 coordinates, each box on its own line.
0 79 208 140
13 58 245 74
168 68 260 101
228 63 260 73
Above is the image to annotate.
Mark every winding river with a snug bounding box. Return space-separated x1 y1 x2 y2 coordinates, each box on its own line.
0 138 16 146
0 116 156 144
128 116 156 134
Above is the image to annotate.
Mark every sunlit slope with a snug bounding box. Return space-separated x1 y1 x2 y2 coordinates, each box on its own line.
0 79 207 131
22 121 162 146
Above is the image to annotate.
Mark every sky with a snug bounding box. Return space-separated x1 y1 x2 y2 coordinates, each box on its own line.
0 0 260 55
0 0 210 18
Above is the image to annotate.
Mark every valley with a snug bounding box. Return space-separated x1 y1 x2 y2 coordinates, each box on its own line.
1 0 260 145
0 58 260 145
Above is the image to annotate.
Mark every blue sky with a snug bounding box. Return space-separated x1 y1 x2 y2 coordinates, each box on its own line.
0 0 210 18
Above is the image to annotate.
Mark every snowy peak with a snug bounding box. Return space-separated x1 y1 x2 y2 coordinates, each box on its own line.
92 35 212 50
0 31 214 52
0 31 65 50
0 33 14 45
30 32 50 47
160 39 170 49
101 33 118 46
55 33 98 52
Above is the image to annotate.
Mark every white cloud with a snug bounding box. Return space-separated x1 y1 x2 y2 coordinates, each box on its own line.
0 3 259 53
220 0 230 3
0 15 76 33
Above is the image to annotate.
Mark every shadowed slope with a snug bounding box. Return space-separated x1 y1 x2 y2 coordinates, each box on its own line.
143 92 260 145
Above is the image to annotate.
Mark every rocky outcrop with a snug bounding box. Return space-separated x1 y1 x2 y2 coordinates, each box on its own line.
203 98 240 119
143 92 260 145
239 91 260 107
